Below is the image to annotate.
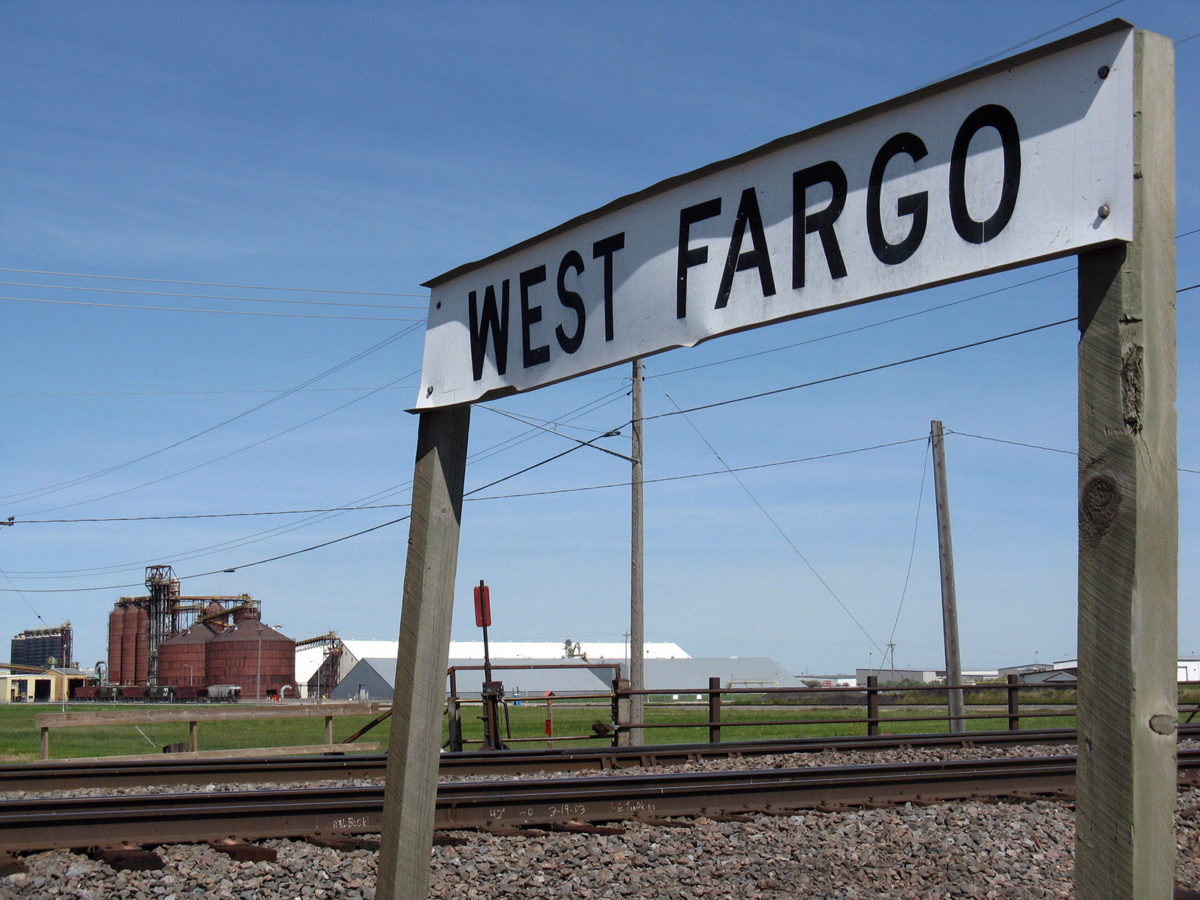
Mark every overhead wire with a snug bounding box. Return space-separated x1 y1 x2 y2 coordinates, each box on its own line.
655 267 1076 379
7 435 933 526
0 432 932 593
0 265 427 297
947 429 1199 474
649 375 888 659
20 371 420 517
645 318 1078 422
880 437 932 676
3 384 638 578
0 294 420 321
2 323 423 506
0 280 425 309
0 421 620 592
931 1 1126 81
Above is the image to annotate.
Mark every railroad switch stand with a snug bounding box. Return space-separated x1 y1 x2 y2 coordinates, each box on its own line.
479 680 506 751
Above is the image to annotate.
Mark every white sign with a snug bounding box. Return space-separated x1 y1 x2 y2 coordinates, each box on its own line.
416 23 1134 409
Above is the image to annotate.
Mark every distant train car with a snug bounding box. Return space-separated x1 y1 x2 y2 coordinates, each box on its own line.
72 685 100 700
172 685 208 702
206 684 241 702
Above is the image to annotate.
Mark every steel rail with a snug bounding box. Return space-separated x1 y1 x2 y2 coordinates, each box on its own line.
2 749 1198 854
14 724 1198 793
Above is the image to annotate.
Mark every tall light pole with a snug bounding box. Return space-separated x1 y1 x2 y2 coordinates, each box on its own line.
256 623 263 701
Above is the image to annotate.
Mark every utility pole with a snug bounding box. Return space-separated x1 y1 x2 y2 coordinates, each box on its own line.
629 359 645 746
930 420 965 733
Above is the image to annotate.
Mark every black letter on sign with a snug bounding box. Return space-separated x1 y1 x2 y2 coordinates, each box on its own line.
469 281 510 381
949 104 1020 243
556 250 586 354
677 198 721 319
716 187 776 309
868 132 929 265
520 265 549 369
793 161 848 289
592 232 625 341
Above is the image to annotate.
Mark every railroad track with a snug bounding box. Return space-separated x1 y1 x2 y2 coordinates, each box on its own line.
4 749 1199 856
13 724 1196 793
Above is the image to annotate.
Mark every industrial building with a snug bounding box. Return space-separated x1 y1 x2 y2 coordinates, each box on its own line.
309 639 807 702
9 623 74 670
296 639 691 699
104 565 295 698
1 665 90 703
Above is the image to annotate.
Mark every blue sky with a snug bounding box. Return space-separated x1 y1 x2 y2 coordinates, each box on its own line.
2 1 1196 677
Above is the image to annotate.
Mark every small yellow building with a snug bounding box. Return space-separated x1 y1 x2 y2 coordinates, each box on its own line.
0 667 89 703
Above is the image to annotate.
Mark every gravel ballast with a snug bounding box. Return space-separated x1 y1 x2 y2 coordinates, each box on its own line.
3 744 1198 899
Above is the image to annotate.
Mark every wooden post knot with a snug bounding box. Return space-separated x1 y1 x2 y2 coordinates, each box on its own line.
1149 714 1177 735
1081 474 1121 524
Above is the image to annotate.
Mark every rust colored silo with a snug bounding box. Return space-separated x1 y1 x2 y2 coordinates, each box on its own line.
232 604 258 626
133 605 150 685
157 624 213 688
207 621 295 700
121 605 137 685
107 606 125 684
204 600 228 632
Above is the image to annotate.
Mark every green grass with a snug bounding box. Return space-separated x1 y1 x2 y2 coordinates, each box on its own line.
0 704 393 762
0 700 1081 762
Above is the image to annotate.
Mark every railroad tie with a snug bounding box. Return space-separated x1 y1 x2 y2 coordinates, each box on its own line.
208 839 277 862
89 844 164 871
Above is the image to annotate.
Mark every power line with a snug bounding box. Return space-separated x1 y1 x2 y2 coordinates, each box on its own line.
14 503 412 524
646 318 1078 422
0 435 930 589
3 385 637 578
0 280 425 309
0 265 427 297
0 385 415 399
934 1 1126 81
2 324 422 506
0 294 420 321
654 266 1074 379
946 430 1075 456
652 376 887 658
947 430 1199 474
0 422 617 591
469 437 931 501
20 372 419 517
883 438 932 667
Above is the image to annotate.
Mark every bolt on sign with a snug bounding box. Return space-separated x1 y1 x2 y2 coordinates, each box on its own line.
415 22 1134 410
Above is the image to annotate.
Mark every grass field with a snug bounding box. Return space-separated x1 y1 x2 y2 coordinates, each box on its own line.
0 700 1079 763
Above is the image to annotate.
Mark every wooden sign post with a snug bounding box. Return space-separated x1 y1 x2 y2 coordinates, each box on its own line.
1075 30 1176 900
377 404 470 900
